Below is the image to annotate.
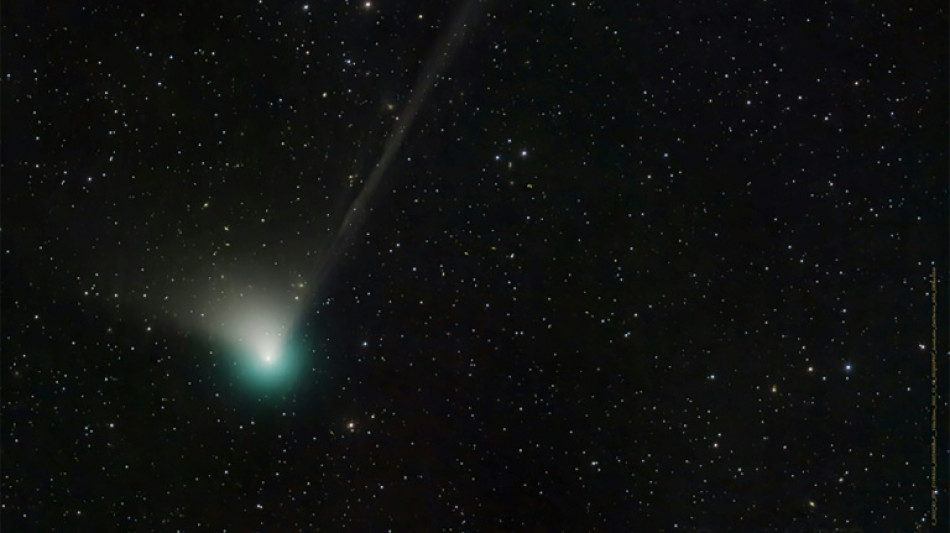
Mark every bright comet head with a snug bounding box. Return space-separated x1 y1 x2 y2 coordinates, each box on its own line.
262 349 276 365
202 290 308 394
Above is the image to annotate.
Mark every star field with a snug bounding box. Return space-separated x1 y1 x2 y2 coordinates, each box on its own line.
2 1 948 531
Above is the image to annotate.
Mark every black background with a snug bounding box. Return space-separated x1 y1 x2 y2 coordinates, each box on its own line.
2 1 948 531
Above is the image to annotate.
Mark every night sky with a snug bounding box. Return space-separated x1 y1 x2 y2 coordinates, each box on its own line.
2 1 948 531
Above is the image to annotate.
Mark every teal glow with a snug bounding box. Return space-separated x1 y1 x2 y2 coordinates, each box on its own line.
203 293 313 396
228 331 307 391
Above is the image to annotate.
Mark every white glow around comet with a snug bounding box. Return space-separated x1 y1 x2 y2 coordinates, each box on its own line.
201 289 305 391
